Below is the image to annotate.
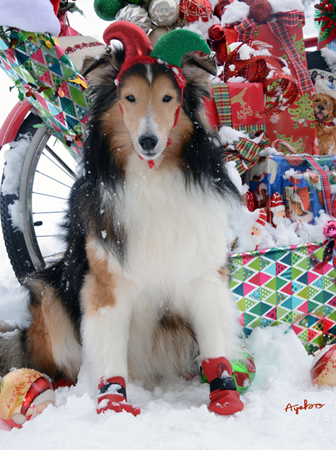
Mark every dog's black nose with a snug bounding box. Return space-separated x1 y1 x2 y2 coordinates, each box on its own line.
138 135 158 152
318 104 325 111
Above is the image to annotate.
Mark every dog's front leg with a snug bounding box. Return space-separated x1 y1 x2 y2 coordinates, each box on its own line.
81 257 140 416
183 271 244 416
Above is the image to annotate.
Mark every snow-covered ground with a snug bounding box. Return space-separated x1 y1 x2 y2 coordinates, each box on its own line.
1 1 335 448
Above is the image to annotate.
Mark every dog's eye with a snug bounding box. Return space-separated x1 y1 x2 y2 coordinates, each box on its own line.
326 101 330 106
163 95 172 103
126 95 135 102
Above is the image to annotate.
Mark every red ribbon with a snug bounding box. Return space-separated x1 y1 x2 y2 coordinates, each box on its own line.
233 10 315 96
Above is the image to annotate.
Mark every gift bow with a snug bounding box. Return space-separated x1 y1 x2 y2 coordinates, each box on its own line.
223 131 270 175
233 10 315 96
224 42 298 116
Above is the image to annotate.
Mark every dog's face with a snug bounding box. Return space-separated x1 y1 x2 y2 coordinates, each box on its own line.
313 93 336 123
82 50 217 167
118 70 181 161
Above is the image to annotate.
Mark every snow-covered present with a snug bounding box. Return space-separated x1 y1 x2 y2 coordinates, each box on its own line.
0 0 61 36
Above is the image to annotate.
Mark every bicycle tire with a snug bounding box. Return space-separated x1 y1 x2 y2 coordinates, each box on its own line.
1 112 78 280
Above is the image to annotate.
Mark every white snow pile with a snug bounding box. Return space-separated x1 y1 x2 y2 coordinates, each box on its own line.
222 0 305 25
0 0 61 36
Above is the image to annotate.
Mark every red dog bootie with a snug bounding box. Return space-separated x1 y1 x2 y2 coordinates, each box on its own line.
97 376 140 416
202 357 244 415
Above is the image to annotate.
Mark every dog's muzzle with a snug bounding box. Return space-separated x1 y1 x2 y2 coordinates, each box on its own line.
138 134 158 156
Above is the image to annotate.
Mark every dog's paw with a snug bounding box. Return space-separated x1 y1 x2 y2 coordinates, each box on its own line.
97 394 141 416
208 389 244 415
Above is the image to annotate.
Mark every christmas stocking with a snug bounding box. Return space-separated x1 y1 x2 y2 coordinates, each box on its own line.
97 376 140 416
202 357 244 415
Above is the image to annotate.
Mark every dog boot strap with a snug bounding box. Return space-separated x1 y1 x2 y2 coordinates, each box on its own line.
97 376 140 416
202 357 244 415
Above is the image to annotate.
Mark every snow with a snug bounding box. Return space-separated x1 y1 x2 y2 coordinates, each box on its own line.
0 0 60 36
222 0 305 24
1 0 336 447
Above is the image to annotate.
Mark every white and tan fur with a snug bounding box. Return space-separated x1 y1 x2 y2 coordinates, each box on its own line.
0 50 241 400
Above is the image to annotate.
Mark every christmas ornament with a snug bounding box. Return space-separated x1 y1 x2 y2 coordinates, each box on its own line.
115 5 152 34
201 345 256 395
208 24 227 65
0 369 55 428
94 0 125 21
249 0 272 23
213 0 231 19
127 0 144 5
311 344 336 386
148 0 180 26
179 0 213 23
244 190 258 212
148 27 169 46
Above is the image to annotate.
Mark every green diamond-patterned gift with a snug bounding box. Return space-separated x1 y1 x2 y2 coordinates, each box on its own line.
0 27 91 158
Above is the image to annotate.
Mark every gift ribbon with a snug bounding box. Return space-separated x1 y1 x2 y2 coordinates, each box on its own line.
223 131 270 175
311 238 336 272
224 42 298 116
233 11 315 96
305 156 336 218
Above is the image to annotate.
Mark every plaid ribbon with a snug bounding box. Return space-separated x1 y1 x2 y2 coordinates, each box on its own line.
234 11 314 96
212 84 232 128
223 131 270 175
305 156 336 217
311 239 336 272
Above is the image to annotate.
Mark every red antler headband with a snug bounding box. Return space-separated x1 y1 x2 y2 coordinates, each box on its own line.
103 23 212 128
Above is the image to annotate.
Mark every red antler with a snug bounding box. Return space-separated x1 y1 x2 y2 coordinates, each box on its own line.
103 22 153 62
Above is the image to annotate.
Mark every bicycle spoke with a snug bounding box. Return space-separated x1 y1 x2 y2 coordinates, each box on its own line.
32 191 68 200
33 211 66 214
44 145 77 180
35 169 73 189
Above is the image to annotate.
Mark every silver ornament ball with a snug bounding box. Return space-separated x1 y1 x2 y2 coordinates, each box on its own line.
148 0 179 27
148 27 169 46
115 5 152 33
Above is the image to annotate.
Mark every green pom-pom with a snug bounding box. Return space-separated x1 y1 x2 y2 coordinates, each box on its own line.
150 29 211 68
94 0 125 20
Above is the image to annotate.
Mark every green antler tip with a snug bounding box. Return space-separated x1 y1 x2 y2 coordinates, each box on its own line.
150 29 211 68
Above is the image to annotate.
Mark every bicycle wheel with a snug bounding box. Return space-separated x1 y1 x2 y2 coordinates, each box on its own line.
1 112 79 280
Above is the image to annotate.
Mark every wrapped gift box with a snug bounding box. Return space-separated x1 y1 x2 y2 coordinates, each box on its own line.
224 11 318 155
0 27 90 157
230 242 336 354
244 154 336 223
205 82 265 133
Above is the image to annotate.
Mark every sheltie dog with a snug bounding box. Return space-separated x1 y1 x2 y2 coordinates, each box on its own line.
0 46 244 416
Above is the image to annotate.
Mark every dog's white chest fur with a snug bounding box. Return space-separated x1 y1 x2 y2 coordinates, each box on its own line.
111 161 229 288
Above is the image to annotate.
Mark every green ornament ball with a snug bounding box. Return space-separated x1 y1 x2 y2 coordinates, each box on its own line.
127 0 143 5
94 0 126 20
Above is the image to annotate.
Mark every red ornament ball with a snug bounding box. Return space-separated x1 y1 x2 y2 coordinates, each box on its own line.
249 0 272 22
213 0 231 19
311 344 336 387
180 0 213 22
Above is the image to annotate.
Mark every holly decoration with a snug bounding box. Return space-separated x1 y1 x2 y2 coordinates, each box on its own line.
315 0 336 33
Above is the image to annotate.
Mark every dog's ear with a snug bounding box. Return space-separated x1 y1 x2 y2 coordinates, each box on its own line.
181 52 217 89
82 49 125 86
